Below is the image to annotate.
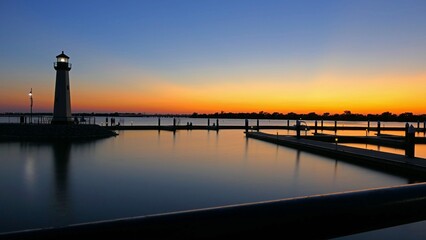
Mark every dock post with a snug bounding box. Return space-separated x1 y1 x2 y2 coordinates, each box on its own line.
245 119 249 133
314 120 318 134
173 118 176 130
158 118 161 127
257 119 259 131
208 118 210 127
424 121 426 133
417 121 420 131
334 120 337 133
296 120 301 139
367 120 370 131
405 125 415 158
377 121 381 135
321 120 323 130
287 119 290 127
216 119 219 131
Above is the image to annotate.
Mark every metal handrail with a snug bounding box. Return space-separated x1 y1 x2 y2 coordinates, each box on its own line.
2 182 426 239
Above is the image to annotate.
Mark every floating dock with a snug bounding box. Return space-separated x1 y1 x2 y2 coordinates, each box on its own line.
246 131 426 176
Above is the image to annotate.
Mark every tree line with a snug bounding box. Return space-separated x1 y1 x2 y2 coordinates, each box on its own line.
2 111 425 122
191 111 426 122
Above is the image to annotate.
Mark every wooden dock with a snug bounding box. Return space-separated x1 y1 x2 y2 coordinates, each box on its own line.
307 134 405 148
246 131 426 176
106 124 425 132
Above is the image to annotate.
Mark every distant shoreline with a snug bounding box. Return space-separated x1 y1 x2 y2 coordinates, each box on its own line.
1 111 425 122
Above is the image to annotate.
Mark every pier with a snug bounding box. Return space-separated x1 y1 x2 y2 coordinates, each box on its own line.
106 124 426 132
98 117 426 134
3 182 426 239
246 131 426 176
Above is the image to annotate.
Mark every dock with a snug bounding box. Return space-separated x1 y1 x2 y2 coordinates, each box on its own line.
106 124 426 132
3 182 426 239
307 134 405 148
246 131 426 176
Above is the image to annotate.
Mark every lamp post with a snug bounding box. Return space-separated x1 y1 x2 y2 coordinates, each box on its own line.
29 88 33 124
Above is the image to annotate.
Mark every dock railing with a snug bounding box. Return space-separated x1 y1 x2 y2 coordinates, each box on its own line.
2 182 426 239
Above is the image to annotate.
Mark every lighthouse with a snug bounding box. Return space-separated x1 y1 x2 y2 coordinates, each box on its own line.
52 51 73 124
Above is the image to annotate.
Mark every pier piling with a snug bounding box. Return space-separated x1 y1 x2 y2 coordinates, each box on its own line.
296 120 301 139
314 120 318 134
377 121 381 135
334 120 337 133
406 125 415 158
424 121 426 132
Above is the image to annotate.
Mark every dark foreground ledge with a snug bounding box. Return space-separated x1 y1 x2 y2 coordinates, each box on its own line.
2 183 426 239
0 123 117 140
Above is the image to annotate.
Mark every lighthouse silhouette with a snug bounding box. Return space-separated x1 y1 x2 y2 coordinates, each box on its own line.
52 51 73 124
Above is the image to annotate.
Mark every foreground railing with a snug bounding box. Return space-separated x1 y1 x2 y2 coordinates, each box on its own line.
2 182 426 239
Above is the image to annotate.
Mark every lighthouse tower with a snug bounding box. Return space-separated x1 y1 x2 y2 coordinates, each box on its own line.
52 51 73 124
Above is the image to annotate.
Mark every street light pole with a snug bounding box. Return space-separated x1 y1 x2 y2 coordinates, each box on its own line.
29 88 33 124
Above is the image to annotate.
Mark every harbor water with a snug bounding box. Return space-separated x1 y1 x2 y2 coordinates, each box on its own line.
0 120 426 238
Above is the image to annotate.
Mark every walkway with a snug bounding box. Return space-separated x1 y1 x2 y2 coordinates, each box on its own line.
246 131 426 176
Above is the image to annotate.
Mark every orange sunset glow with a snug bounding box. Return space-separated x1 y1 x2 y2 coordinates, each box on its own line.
1 1 425 115
2 71 425 115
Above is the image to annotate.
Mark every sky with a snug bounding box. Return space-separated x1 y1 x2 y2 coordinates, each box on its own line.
0 0 425 114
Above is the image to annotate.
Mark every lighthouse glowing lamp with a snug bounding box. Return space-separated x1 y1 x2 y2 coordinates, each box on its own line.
52 51 73 124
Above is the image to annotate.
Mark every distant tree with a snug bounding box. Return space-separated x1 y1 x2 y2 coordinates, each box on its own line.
306 112 318 119
380 112 396 121
286 112 298 119
271 112 283 119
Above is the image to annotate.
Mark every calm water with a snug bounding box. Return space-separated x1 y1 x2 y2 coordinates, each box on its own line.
0 129 425 237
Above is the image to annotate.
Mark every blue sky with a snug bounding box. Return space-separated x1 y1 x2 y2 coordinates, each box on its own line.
1 0 425 113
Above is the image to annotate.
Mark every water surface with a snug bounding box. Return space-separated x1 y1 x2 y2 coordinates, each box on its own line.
0 130 420 234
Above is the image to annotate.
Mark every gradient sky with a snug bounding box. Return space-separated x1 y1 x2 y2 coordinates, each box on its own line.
1 0 425 114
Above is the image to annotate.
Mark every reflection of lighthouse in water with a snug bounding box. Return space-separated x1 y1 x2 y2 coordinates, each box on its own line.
52 51 72 124
52 142 71 224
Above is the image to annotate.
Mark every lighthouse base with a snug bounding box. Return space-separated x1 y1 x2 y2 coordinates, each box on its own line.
51 117 74 125
0 124 117 139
